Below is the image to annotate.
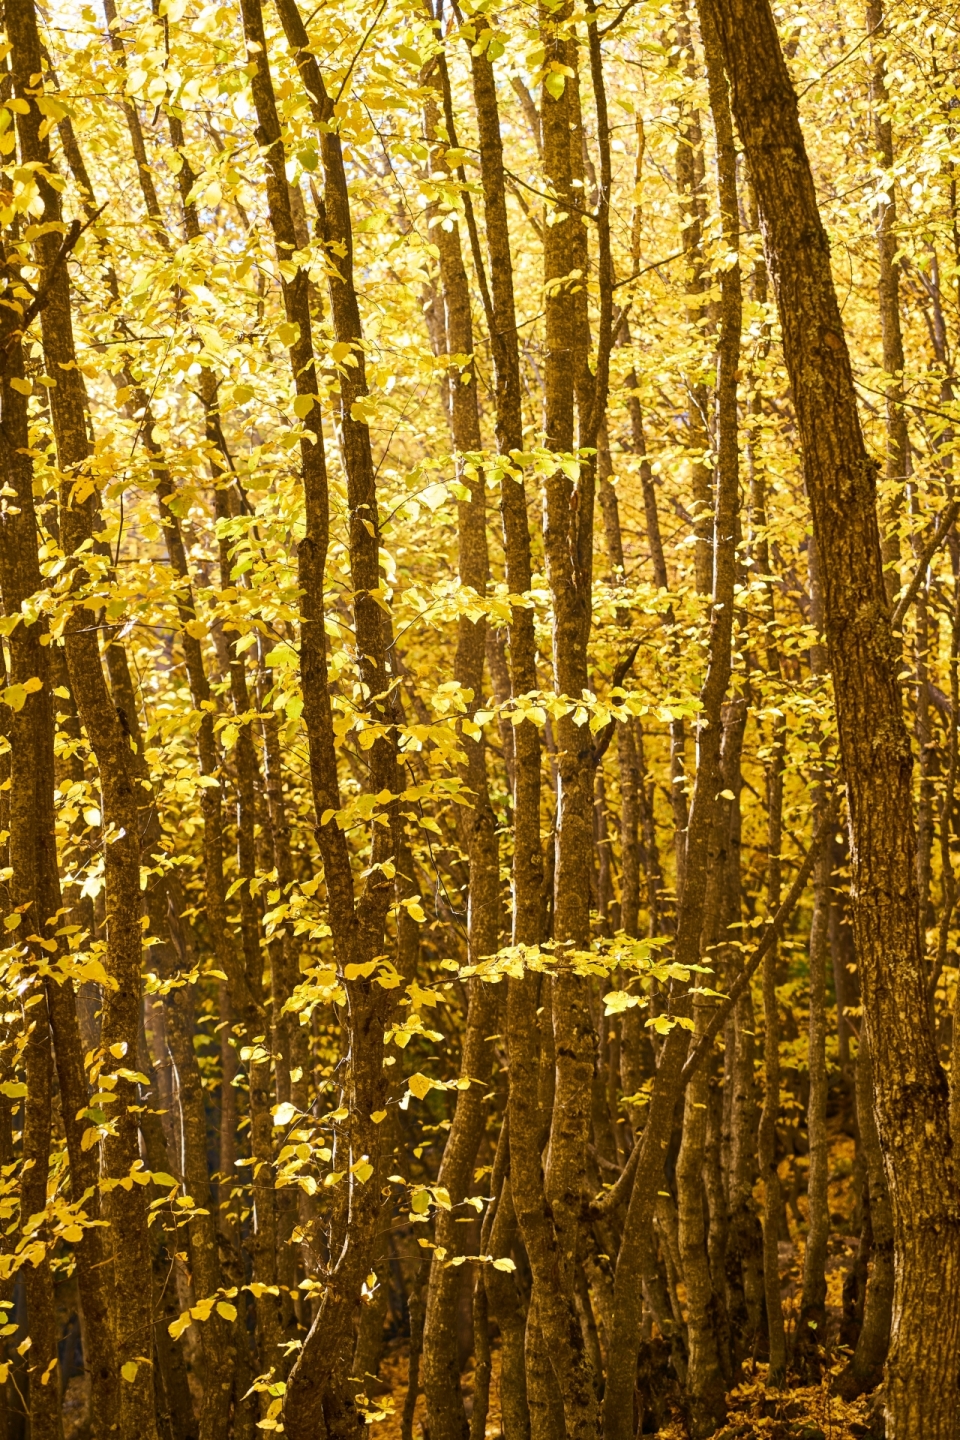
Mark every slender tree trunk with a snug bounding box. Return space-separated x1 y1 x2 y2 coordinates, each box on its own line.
419 87 501 1440
20 997 63 1440
467 22 547 1440
602 36 741 1419
674 19 741 1428
672 8 713 595
241 4 401 1430
866 0 907 601
538 20 600 1432
487 1176 531 1440
8 4 158 1430
757 744 787 1385
797 580 832 1377
843 1032 894 1394
795 809 830 1375
0 234 118 1440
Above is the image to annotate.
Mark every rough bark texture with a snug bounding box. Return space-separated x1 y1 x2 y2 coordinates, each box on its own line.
8 3 157 1432
706 0 960 1431
866 0 907 600
602 38 741 1418
420 89 500 1440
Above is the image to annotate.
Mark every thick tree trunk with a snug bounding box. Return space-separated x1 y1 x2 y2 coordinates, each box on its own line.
706 1 960 1431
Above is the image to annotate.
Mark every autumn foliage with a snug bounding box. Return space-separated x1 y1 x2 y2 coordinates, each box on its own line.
0 0 955 1436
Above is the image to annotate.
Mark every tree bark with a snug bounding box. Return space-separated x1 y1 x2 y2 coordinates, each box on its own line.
8 3 158 1431
244 3 402 1430
419 86 501 1440
0 229 118 1440
866 0 907 602
705 0 960 1431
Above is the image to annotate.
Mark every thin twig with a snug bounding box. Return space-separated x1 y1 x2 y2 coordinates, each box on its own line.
891 499 960 631
13 204 107 340
679 799 839 1087
591 641 642 768
612 249 684 291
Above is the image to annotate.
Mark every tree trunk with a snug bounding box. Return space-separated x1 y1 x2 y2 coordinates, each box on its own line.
8 3 158 1430
706 0 960 1430
420 85 501 1440
866 0 907 601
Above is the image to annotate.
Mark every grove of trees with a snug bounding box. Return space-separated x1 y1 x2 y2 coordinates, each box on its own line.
0 0 956 1435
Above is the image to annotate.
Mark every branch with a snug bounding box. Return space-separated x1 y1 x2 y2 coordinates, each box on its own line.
591 640 641 768
678 798 838 1087
505 176 543 240
612 250 684 291
891 499 960 631
598 0 643 35
590 1130 641 1216
434 42 494 336
16 206 107 338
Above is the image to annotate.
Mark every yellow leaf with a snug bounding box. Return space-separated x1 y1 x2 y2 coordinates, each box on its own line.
121 1362 139 1382
216 1302 237 1322
1 677 38 711
544 69 566 100
344 959 378 980
492 1257 516 1272
407 1072 434 1101
8 377 31 395
370 1110 387 1124
168 1313 193 1341
407 981 440 1009
246 1282 280 1298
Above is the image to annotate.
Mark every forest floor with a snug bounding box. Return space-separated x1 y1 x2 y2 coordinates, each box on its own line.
372 1340 879 1440
58 1125 881 1439
372 1128 882 1440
